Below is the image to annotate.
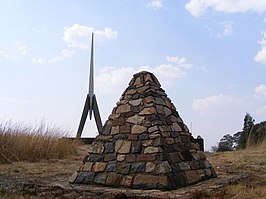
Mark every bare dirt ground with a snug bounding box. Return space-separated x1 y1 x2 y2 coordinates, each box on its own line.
0 146 265 199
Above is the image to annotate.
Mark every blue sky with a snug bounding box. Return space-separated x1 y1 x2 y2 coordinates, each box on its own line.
0 0 266 150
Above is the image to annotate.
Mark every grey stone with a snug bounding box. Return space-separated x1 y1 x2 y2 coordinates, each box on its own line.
130 162 145 173
106 163 116 172
104 142 114 153
94 173 107 185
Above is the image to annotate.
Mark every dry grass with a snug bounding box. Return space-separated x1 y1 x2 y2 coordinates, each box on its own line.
204 142 266 199
0 120 81 164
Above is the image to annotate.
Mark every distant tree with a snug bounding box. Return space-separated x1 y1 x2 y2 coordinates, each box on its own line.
218 134 234 151
234 113 255 149
247 121 266 146
211 144 218 152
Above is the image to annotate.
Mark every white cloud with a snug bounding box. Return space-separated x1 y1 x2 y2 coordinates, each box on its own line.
48 49 74 63
255 31 266 64
0 50 9 59
95 55 192 94
147 0 163 10
0 96 28 104
185 0 266 17
63 24 118 49
192 95 245 112
15 43 27 56
32 49 74 64
217 21 233 37
255 84 266 98
166 56 193 68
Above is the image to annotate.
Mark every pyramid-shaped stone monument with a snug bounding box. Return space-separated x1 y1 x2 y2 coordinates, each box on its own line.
71 71 216 190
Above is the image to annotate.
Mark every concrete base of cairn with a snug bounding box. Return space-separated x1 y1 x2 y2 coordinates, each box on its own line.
71 71 217 190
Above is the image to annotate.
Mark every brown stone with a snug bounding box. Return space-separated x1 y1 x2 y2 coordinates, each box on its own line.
144 146 163 154
166 138 175 145
133 175 168 189
92 162 107 172
156 161 172 174
111 118 126 126
108 113 121 120
117 162 131 174
185 170 200 184
168 152 182 163
131 124 147 134
181 135 190 143
115 140 131 154
146 162 156 172
164 107 172 116
116 104 131 113
80 162 93 171
141 140 153 147
121 175 133 187
88 142 104 154
136 154 156 161
127 134 138 141
104 154 116 161
125 154 136 162
171 123 182 132
127 115 145 124
106 173 123 185
139 107 156 115
120 123 131 133
129 99 142 106
111 126 119 135
148 125 159 132
117 154 125 161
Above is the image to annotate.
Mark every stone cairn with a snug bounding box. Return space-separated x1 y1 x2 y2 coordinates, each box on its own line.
71 71 217 190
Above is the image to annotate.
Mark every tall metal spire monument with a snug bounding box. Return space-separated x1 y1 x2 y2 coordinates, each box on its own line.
76 33 103 138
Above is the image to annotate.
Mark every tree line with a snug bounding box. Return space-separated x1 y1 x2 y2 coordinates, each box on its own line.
212 113 266 152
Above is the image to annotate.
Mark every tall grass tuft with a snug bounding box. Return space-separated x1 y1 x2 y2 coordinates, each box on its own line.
0 120 80 164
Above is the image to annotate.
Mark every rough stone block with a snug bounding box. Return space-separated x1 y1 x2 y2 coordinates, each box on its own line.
139 107 156 115
156 161 172 174
120 123 131 133
116 104 131 113
178 162 191 171
106 173 123 186
88 142 104 154
104 154 116 161
146 162 156 172
127 115 145 124
125 154 136 162
111 118 126 126
92 162 107 172
94 173 107 185
106 163 116 172
129 99 142 106
133 175 168 189
81 162 93 171
144 146 163 154
130 162 145 173
185 170 200 184
113 134 128 141
132 124 147 134
121 175 133 187
115 140 131 154
87 154 104 162
104 142 114 153
117 162 131 174
166 138 175 145
171 123 182 132
131 141 142 153
168 152 181 163
111 126 120 135
117 154 126 161
138 133 149 140
83 172 96 184
136 154 156 161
